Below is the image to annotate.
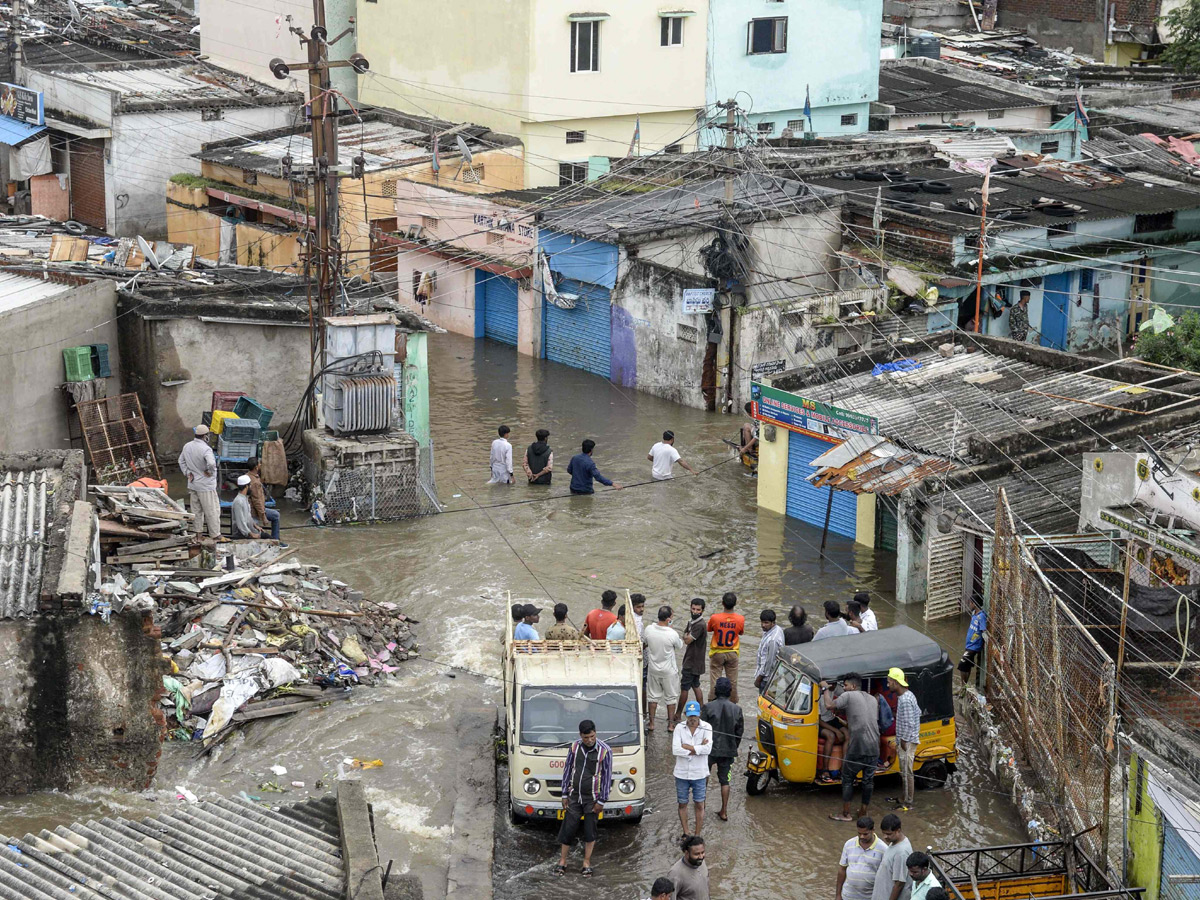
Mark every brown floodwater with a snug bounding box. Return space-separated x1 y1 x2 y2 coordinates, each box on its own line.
0 332 1027 898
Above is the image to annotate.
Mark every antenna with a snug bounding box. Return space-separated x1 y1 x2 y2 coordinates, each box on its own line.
137 236 161 270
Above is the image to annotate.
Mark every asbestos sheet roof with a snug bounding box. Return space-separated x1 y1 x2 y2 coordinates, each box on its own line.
0 467 57 618
941 455 1084 535
0 270 74 315
41 61 295 110
1097 99 1200 135
809 434 956 496
0 795 347 899
879 59 1054 115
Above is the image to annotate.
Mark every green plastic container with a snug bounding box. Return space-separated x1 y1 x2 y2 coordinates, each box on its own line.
63 347 95 382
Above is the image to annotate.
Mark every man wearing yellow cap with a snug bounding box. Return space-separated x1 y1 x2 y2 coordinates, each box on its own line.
887 668 921 811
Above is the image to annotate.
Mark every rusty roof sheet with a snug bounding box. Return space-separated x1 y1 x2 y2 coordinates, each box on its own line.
808 434 956 495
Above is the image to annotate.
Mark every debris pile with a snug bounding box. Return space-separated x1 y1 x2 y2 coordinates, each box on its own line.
93 484 419 747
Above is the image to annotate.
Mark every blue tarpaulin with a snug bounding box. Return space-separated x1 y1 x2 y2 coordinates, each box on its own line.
0 117 46 148
871 358 923 377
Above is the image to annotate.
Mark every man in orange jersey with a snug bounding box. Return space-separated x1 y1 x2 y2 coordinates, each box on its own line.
706 592 745 703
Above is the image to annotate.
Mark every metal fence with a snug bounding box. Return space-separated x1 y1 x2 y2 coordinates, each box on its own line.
303 436 440 524
988 488 1118 870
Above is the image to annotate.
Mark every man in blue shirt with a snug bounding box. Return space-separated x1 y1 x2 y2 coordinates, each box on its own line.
957 598 987 687
567 439 623 495
514 604 542 640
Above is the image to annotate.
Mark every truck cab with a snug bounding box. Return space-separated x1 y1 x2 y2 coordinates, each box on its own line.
502 609 645 824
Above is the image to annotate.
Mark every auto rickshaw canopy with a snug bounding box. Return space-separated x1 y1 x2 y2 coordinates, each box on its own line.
778 625 949 683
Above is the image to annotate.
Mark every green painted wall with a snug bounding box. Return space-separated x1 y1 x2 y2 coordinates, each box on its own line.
1128 753 1164 900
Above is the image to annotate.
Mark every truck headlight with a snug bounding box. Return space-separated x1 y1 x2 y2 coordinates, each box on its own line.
523 778 541 795
618 778 636 795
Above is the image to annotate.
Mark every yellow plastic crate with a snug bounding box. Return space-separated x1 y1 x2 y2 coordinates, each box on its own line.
210 409 238 435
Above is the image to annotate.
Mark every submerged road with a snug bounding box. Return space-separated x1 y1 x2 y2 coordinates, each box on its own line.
0 332 1026 897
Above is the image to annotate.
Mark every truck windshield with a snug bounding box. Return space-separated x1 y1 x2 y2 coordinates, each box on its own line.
520 685 640 747
763 664 813 714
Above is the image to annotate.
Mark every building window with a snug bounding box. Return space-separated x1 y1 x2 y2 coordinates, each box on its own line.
661 15 683 46
1135 211 1175 233
665 143 682 154
571 20 600 72
1040 140 1060 155
422 215 439 230
787 119 805 131
243 170 258 185
1079 269 1095 292
748 17 787 54
840 113 858 126
988 109 1004 119
202 107 223 121
559 162 587 185
487 231 504 245
565 130 586 144
756 121 775 136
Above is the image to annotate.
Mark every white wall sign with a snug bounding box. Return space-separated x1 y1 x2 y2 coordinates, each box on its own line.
682 288 715 314
751 359 787 378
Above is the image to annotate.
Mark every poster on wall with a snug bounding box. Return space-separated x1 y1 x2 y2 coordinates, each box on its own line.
682 288 715 314
750 359 786 378
0 83 44 126
749 380 878 437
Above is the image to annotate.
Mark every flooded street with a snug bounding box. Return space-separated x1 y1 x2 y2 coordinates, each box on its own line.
0 332 1026 897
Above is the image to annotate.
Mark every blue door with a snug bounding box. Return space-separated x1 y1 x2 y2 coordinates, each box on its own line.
544 277 611 378
1039 272 1070 350
480 272 519 346
785 433 857 538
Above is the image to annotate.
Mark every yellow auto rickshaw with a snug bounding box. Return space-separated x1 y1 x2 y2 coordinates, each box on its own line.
745 625 958 795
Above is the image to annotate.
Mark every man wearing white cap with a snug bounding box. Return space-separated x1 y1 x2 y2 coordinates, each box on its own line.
178 425 220 537
231 473 263 539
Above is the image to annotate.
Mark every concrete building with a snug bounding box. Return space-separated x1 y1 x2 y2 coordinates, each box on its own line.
0 449 165 795
169 109 524 276
19 59 300 238
0 270 120 453
705 0 884 141
356 0 709 188
998 0 1167 62
874 58 1058 131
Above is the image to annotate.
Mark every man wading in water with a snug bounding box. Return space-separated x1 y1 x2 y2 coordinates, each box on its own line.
523 428 554 485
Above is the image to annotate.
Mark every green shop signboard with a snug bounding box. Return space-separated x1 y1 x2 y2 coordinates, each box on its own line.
750 381 877 437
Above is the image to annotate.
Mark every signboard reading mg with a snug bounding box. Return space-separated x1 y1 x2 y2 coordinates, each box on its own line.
750 381 878 437
0 83 45 127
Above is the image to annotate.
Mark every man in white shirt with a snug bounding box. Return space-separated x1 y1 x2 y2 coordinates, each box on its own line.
672 700 713 837
644 605 684 731
648 431 698 481
754 609 785 691
856 592 879 631
177 424 220 538
488 425 513 484
815 600 858 641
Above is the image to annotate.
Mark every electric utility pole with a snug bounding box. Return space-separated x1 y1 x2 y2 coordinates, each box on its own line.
270 1 367 367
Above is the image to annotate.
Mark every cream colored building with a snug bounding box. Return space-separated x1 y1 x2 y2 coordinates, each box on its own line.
355 0 708 188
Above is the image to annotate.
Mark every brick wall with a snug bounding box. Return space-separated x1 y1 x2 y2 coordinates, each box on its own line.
1127 668 1200 731
847 211 956 264
1001 0 1099 22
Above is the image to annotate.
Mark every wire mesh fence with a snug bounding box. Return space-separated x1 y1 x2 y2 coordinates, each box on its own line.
302 433 440 524
988 488 1118 871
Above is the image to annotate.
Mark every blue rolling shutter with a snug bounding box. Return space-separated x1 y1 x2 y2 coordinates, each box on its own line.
1161 822 1200 900
481 272 519 346
544 278 611 378
786 433 857 539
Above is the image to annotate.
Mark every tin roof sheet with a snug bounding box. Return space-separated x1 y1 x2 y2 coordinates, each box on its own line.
0 270 74 314
809 434 957 495
0 467 57 618
879 58 1055 115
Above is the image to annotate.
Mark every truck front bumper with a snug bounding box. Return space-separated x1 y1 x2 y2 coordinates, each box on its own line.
510 797 646 823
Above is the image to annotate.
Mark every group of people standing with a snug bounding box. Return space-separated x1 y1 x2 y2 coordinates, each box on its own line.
837 814 945 900
488 425 701 493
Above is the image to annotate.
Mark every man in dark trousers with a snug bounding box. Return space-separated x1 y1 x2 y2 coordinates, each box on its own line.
676 598 708 721
823 672 881 822
555 719 613 878
701 676 744 822
567 439 623 495
523 428 554 485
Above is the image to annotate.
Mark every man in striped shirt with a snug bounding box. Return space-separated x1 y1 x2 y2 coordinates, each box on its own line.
555 720 613 877
887 667 921 811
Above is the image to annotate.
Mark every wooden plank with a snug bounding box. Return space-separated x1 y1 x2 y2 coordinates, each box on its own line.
98 519 151 539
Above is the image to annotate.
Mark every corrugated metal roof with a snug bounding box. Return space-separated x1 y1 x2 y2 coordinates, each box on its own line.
0 468 55 618
879 59 1054 115
44 61 293 108
809 434 956 495
0 795 346 899
0 271 73 315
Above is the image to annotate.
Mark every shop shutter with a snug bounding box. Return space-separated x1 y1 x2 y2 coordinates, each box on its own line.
544 277 611 378
1160 821 1200 900
925 531 966 622
481 272 519 346
785 433 857 539
69 138 106 230
877 495 899 553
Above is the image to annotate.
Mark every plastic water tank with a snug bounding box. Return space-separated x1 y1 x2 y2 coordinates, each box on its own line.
908 33 941 59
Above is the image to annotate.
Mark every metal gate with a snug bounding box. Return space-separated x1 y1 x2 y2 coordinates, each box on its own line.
69 138 106 230
925 531 965 622
785 433 857 538
480 272 519 346
1040 271 1070 350
877 496 899 553
544 277 611 378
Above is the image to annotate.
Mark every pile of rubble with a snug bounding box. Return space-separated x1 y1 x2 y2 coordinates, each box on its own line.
92 488 418 748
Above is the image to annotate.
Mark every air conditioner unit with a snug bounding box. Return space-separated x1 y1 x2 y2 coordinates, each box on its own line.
322 315 398 435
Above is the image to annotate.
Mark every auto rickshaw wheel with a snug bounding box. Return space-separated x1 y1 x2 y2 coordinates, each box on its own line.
915 759 949 789
745 769 772 796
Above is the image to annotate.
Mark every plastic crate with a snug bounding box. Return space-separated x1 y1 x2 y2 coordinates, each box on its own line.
202 411 213 427
210 410 238 435
212 390 247 413
218 435 256 460
89 344 111 378
261 430 279 443
63 347 94 382
233 396 274 430
222 417 261 444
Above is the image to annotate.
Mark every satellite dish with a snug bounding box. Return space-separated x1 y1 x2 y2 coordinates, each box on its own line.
67 0 83 23
137 236 161 270
455 135 473 164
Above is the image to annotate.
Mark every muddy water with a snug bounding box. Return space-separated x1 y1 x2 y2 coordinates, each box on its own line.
0 332 1026 897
